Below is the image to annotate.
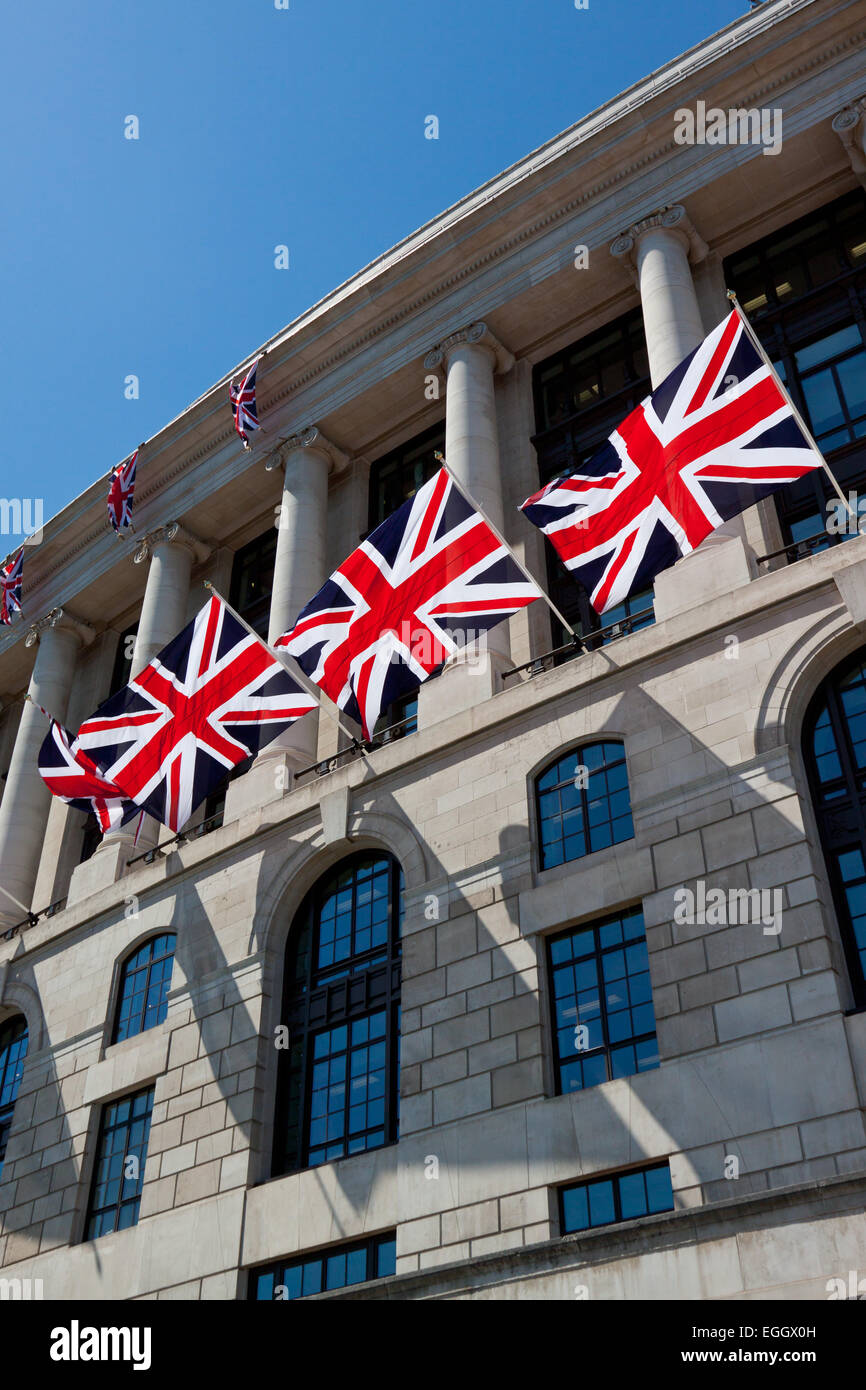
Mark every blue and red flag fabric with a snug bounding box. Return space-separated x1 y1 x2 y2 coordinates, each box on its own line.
520 309 822 615
230 358 261 448
278 466 540 740
108 449 139 533
76 595 317 832
0 548 23 626
38 720 139 834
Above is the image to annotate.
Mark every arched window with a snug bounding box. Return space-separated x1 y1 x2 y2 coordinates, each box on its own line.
113 934 177 1043
803 652 866 1005
536 741 633 870
274 853 402 1176
0 1014 29 1179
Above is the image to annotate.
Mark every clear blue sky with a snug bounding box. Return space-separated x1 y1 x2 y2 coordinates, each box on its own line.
1 0 752 546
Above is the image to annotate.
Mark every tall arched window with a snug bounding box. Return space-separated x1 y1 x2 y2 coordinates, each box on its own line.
535 741 633 870
113 934 177 1043
0 1014 29 1179
803 652 866 1005
273 853 402 1176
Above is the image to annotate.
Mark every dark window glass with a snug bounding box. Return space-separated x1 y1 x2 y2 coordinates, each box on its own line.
560 1162 674 1234
249 1232 396 1300
803 650 866 1004
725 190 866 555
548 908 658 1094
532 309 655 648
273 853 402 1176
113 935 176 1043
230 529 277 637
110 622 138 697
85 1087 154 1239
0 1015 29 1180
372 692 418 743
368 422 445 530
536 741 633 870
79 817 102 865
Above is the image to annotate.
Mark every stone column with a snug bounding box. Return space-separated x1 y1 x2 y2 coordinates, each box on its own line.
611 205 708 387
224 428 348 820
419 322 515 727
611 205 755 618
833 102 866 189
0 609 94 927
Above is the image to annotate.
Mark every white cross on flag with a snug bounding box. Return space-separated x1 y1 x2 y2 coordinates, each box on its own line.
76 595 317 832
38 719 140 833
278 467 539 739
520 309 822 615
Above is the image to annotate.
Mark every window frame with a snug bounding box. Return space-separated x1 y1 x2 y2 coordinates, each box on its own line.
111 934 177 1044
534 741 634 872
367 421 446 533
802 649 866 1008
0 1014 29 1180
545 907 659 1096
724 189 866 553
272 852 403 1178
559 1161 674 1235
247 1231 397 1300
84 1085 154 1241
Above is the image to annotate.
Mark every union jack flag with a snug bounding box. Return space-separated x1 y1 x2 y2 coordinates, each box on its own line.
76 595 317 833
38 720 139 834
520 309 821 615
278 466 539 740
108 449 139 533
0 548 23 626
230 358 261 448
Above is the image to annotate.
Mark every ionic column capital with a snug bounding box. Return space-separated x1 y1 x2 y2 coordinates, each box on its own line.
132 520 211 567
24 607 95 650
424 321 515 378
265 425 351 479
610 204 708 283
832 100 866 178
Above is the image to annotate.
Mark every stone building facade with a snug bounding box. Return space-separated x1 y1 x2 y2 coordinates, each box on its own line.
1 0 866 1300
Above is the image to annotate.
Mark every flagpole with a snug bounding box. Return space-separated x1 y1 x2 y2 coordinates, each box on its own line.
432 452 583 645
201 582 367 750
0 883 32 917
726 292 858 525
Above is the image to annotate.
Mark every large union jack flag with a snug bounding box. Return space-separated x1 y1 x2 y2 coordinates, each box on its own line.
76 596 317 832
278 466 539 740
230 358 261 448
38 720 140 834
520 309 821 615
0 548 23 626
107 449 139 533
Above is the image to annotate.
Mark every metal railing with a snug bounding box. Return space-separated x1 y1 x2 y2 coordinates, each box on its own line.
2 895 67 941
503 607 655 684
755 533 830 569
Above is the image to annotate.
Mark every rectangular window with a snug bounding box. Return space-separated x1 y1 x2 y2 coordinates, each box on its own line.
249 1232 396 1300
560 1162 674 1235
547 908 659 1093
725 190 866 557
308 1010 388 1166
230 528 277 637
368 422 445 530
85 1087 154 1240
532 309 655 649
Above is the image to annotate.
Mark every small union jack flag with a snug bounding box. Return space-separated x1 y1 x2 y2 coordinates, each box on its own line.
38 720 140 834
108 449 139 533
230 358 261 448
0 548 23 626
76 595 317 833
278 467 540 740
520 309 821 615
